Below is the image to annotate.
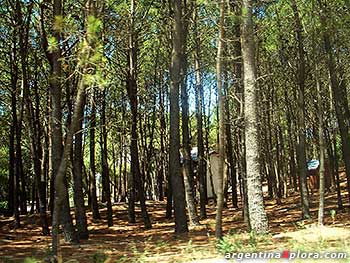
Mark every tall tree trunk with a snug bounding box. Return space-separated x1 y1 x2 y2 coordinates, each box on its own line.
126 0 152 229
242 0 268 233
291 0 310 219
215 0 226 239
8 33 18 219
158 85 166 202
225 85 238 208
100 89 113 227
72 94 89 238
194 6 207 218
180 0 199 226
318 0 350 205
89 91 100 219
316 69 325 226
169 0 188 234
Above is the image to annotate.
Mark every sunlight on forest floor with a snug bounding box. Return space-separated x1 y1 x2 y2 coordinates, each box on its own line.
1 174 350 262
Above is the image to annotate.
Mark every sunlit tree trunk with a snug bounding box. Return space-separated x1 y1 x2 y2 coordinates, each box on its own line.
215 0 226 239
242 0 268 233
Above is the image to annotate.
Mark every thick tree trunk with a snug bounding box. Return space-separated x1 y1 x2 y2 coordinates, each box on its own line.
72 94 89 238
169 0 188 234
242 0 268 233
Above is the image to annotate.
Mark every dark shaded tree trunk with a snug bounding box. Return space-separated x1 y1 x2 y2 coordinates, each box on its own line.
318 0 350 205
180 0 199 226
194 2 206 219
89 92 100 219
72 94 89 238
316 68 325 226
291 0 310 219
100 89 113 227
126 0 151 229
169 0 188 234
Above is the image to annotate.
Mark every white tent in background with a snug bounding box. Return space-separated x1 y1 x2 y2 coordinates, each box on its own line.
206 151 228 199
189 148 228 199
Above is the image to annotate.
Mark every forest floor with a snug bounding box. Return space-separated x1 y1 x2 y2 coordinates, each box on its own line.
1 172 350 263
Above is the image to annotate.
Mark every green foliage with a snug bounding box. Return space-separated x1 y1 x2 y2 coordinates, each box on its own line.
330 210 336 224
87 15 102 40
47 36 59 52
0 201 8 212
217 234 243 254
248 231 258 250
23 258 39 263
91 252 107 263
53 15 64 32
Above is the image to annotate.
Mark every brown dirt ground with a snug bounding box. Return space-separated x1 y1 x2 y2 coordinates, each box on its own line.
0 172 350 263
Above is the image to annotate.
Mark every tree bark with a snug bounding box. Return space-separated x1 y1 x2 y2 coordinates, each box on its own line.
72 94 89 238
180 0 199 226
316 68 325 226
290 0 310 219
215 0 226 239
125 0 152 229
100 89 113 227
194 6 207 218
318 0 350 205
169 0 188 234
89 91 100 219
242 0 268 233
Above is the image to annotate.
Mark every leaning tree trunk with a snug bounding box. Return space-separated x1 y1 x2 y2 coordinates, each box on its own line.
241 0 268 233
72 94 89 238
51 0 103 256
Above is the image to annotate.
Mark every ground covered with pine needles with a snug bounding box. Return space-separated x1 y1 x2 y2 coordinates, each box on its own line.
1 172 350 263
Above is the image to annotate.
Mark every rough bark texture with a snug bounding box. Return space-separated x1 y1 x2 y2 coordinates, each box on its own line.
241 0 268 233
169 0 188 234
72 94 89 238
